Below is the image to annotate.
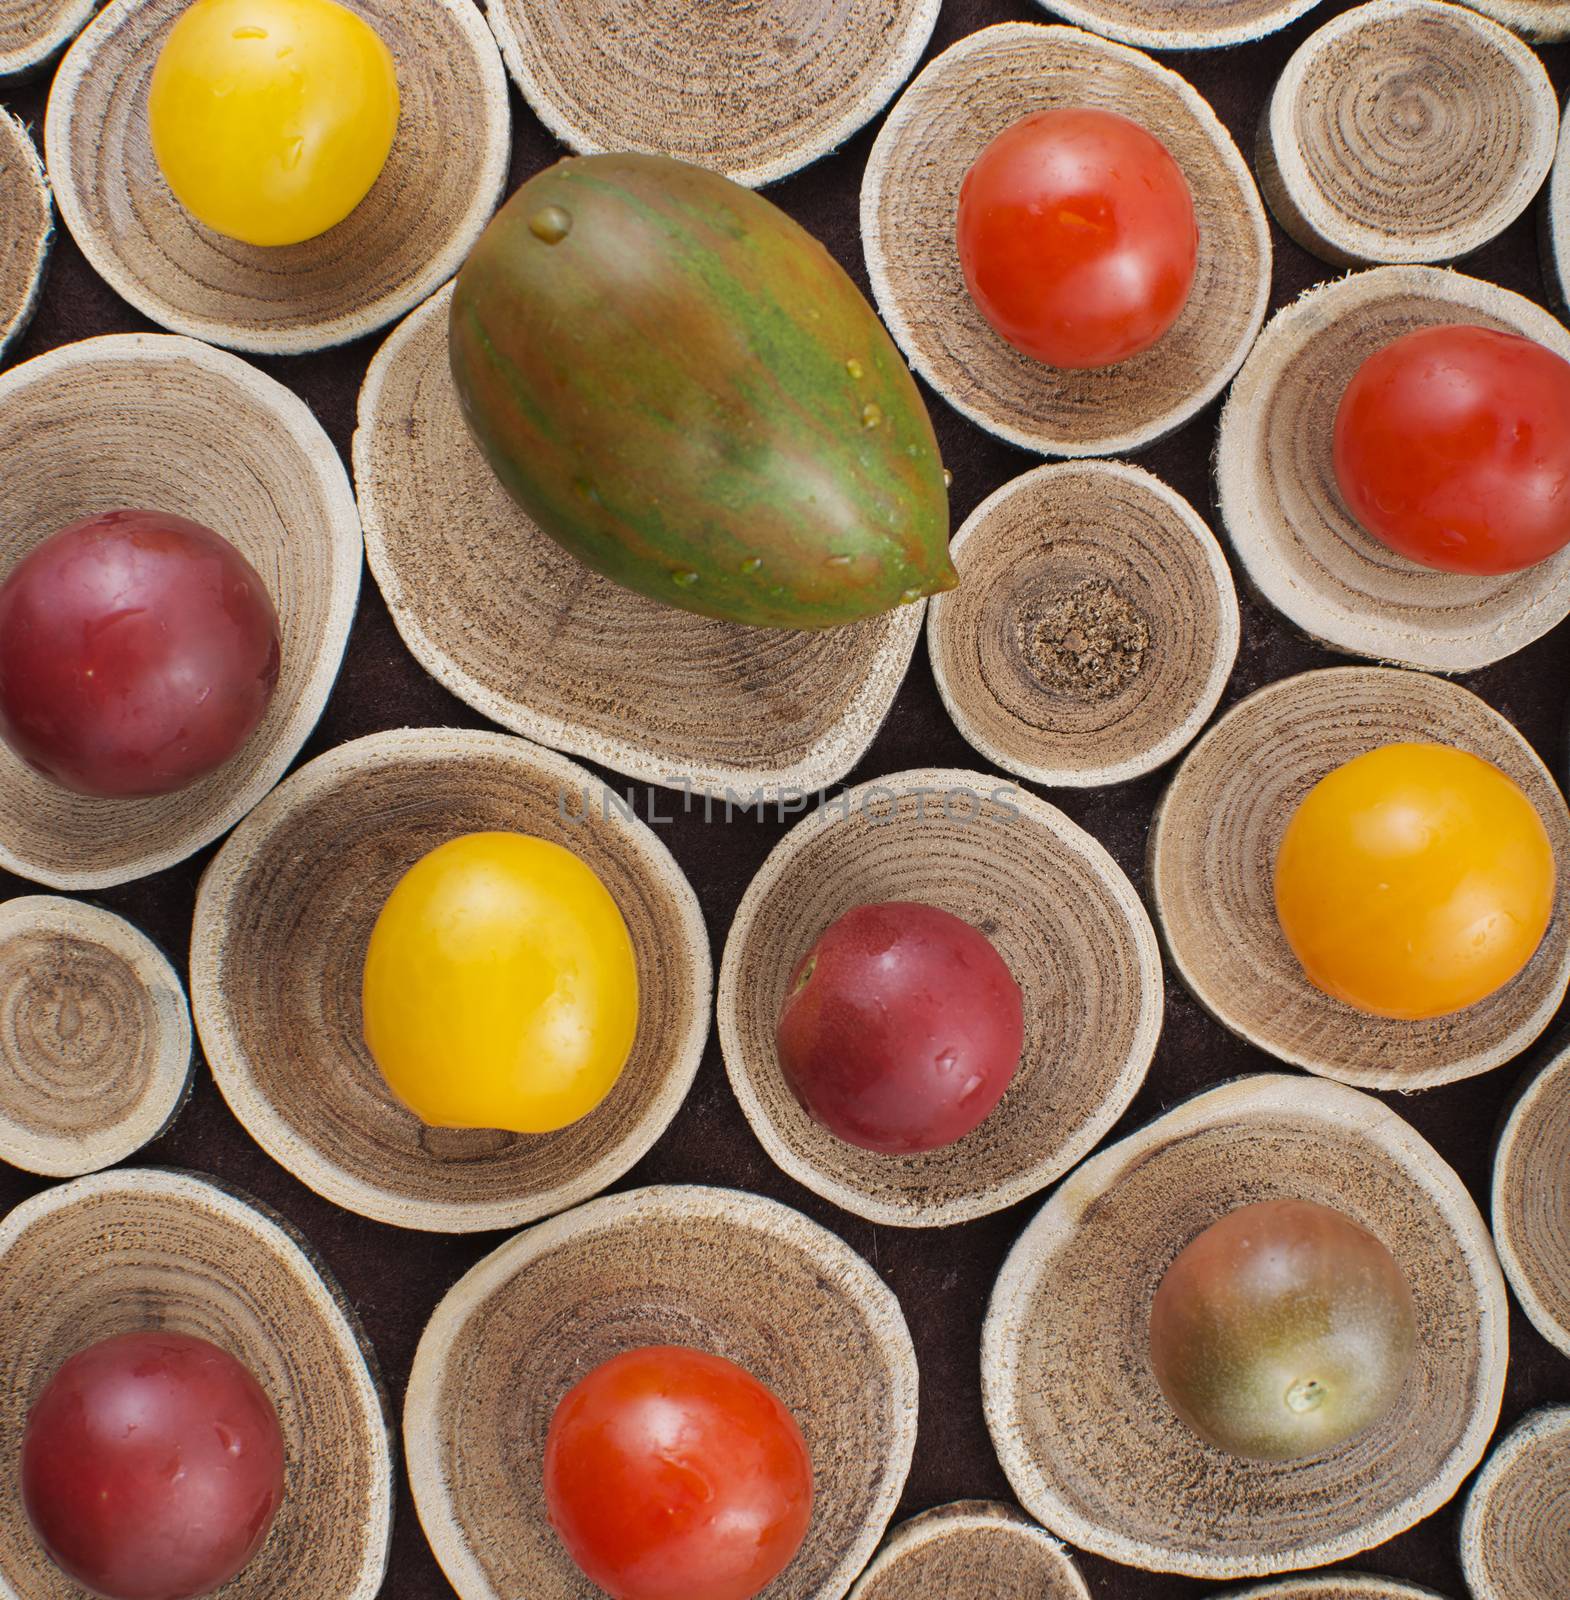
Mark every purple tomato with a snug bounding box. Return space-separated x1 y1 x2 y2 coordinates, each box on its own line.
775 900 1025 1153
21 1330 286 1600
0 509 282 797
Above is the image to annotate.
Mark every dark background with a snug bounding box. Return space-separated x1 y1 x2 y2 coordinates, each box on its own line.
3 0 1568 1594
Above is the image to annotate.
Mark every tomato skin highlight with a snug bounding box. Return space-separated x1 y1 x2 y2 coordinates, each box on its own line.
1274 742 1555 1020
1332 324 1570 576
955 107 1198 370
775 900 1024 1153
21 1331 286 1600
544 1346 814 1600
361 831 638 1133
148 0 400 248
0 509 281 798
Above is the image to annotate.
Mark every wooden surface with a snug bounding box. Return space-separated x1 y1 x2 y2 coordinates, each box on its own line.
0 0 1567 1595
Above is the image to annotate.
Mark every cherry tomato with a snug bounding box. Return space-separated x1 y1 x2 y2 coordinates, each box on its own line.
1150 1199 1416 1462
1274 742 1555 1020
955 107 1199 369
775 901 1024 1153
544 1346 814 1600
21 1331 286 1600
362 831 638 1133
1332 323 1570 576
0 509 281 798
148 0 400 248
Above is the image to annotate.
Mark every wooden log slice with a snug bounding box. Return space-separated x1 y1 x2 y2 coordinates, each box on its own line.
0 0 95 81
1028 0 1326 52
1213 1575 1457 1597
0 111 50 363
1459 1407 1570 1600
1546 94 1570 309
1454 0 1570 44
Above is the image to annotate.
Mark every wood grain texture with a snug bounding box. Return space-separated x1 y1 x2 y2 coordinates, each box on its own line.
44 0 509 354
0 1169 393 1600
1492 1043 1570 1355
717 768 1163 1226
861 22 1271 457
849 1502 1090 1599
0 0 94 80
1459 1407 1570 1600
928 462 1238 787
1149 667 1570 1088
0 110 48 362
487 0 939 187
0 896 190 1177
405 1185 918 1600
1258 0 1558 264
355 283 926 803
983 1075 1508 1579
1454 0 1570 42
191 728 711 1233
1214 267 1570 669
1214 1577 1456 1597
0 334 361 890
1547 92 1570 306
1028 0 1325 50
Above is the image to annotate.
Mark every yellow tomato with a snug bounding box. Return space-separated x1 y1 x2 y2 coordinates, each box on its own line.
148 0 399 248
1274 742 1555 1021
362 833 639 1133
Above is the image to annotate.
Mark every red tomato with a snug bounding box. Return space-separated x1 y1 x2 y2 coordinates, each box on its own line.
776 901 1024 1153
955 107 1199 369
0 509 281 797
544 1346 813 1600
1332 324 1570 576
21 1331 286 1600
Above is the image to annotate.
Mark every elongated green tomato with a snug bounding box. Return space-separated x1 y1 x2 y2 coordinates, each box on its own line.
362 832 638 1133
148 0 400 247
1149 1199 1417 1461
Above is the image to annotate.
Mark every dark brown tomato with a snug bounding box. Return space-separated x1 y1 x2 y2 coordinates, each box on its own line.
774 900 1024 1154
1149 1198 1418 1462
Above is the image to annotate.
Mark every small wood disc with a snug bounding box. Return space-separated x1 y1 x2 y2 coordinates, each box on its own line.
1259 0 1558 266
0 334 362 891
1547 97 1570 309
405 1184 919 1600
1455 0 1570 43
717 768 1163 1228
356 283 926 803
1148 666 1570 1089
983 1074 1509 1580
0 0 95 80
0 1167 393 1599
1459 1407 1570 1600
928 462 1238 788
0 111 50 363
849 1502 1090 1600
1215 1575 1456 1597
191 728 711 1234
1492 1041 1570 1356
1215 266 1570 671
0 896 191 1178
45 0 510 356
1029 0 1325 51
486 0 938 188
861 23 1271 458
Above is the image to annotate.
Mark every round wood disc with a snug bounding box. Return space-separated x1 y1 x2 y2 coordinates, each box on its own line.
1215 266 1570 671
717 768 1163 1227
191 728 711 1234
0 1167 393 1600
983 1074 1509 1580
44 0 510 355
1456 0 1570 43
405 1184 919 1600
1492 1041 1570 1356
1148 667 1570 1089
861 22 1271 458
0 334 362 891
849 1502 1090 1599
0 110 49 363
0 0 95 80
1258 0 1558 266
1547 95 1570 309
1027 0 1325 51
486 0 939 187
356 283 926 803
0 896 191 1178
1460 1407 1570 1600
928 462 1238 787
1216 1576 1456 1598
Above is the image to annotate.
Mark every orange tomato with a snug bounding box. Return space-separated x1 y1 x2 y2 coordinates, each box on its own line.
1274 742 1555 1020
